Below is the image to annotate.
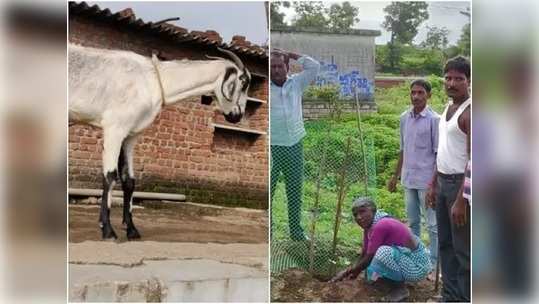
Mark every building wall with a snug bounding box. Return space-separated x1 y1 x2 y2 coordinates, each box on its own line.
69 15 268 208
375 76 420 89
302 100 377 121
271 30 377 101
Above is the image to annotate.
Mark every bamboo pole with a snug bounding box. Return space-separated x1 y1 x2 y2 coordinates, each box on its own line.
434 254 441 292
355 92 370 195
308 128 331 273
330 137 352 274
69 188 186 201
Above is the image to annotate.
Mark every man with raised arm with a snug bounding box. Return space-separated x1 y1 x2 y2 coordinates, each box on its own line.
270 49 320 241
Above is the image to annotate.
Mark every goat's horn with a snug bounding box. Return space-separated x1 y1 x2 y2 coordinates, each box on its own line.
217 47 244 71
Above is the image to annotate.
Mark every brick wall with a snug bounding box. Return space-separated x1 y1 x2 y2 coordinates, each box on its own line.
69 14 268 208
374 76 423 89
302 100 377 120
375 78 406 89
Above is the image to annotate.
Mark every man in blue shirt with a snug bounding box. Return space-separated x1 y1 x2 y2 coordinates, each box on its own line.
270 49 320 241
388 79 439 278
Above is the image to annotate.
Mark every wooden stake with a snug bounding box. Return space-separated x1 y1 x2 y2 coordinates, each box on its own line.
309 128 330 273
355 94 369 195
330 137 352 274
434 254 441 292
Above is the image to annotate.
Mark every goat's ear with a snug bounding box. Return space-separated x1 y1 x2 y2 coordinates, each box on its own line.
224 79 236 100
222 67 237 101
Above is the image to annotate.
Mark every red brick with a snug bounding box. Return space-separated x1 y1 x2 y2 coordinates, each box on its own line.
81 137 97 144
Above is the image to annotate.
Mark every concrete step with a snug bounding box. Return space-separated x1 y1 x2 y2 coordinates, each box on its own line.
69 259 268 302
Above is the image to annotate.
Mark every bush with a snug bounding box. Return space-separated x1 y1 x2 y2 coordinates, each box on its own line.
375 77 446 115
304 85 340 101
376 44 452 76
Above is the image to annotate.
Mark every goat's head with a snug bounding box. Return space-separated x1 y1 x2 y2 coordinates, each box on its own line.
211 48 251 124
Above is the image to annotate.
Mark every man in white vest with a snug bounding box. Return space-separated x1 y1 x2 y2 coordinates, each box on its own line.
427 56 471 302
270 49 320 241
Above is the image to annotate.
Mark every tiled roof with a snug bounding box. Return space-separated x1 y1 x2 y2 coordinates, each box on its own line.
69 1 268 59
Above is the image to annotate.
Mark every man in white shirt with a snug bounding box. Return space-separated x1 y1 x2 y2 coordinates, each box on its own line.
270 49 320 241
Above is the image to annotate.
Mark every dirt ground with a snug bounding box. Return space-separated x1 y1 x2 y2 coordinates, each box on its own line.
271 268 439 302
69 201 268 244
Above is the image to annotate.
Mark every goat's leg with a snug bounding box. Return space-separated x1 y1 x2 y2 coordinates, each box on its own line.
119 135 141 240
100 171 118 240
99 128 125 240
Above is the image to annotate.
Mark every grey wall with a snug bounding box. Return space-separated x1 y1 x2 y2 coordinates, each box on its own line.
271 31 377 101
302 100 377 120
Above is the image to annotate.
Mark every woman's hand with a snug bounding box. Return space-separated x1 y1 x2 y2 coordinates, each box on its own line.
329 268 351 283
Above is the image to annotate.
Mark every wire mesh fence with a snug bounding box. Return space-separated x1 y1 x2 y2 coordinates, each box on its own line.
270 102 377 279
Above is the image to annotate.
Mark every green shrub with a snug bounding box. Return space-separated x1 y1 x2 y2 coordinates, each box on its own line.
377 44 454 76
304 84 340 100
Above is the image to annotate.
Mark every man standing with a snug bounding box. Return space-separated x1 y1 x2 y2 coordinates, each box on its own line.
388 79 439 279
270 49 320 241
427 56 471 302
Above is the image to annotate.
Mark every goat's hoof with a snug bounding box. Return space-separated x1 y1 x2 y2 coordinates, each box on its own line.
126 226 141 240
101 225 118 240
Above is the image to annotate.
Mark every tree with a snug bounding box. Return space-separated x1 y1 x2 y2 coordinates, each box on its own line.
292 1 328 29
422 25 449 50
382 1 429 70
270 1 290 28
328 2 359 31
444 45 462 59
458 23 470 56
385 41 403 72
382 1 429 45
458 7 470 55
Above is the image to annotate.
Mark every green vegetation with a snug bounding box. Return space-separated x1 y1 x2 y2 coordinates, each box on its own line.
272 83 448 276
271 1 360 32
382 2 429 46
378 2 469 75
376 44 469 76
376 75 446 114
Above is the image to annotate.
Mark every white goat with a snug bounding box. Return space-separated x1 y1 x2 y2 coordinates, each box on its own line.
69 44 251 240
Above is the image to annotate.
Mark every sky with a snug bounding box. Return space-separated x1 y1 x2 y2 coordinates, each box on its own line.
87 1 269 45
280 1 470 45
85 1 469 47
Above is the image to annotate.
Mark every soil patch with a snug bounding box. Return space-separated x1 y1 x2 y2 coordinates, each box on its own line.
69 202 268 244
271 268 439 302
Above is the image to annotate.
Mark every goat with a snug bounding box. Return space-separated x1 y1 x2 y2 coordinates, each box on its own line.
69 44 251 240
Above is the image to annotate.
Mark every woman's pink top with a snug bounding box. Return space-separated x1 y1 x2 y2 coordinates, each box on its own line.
363 217 413 255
